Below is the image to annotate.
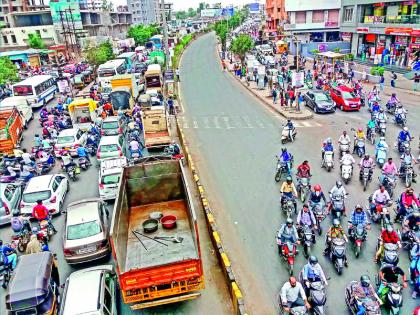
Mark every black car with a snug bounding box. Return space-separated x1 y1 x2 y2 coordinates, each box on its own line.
304 91 336 114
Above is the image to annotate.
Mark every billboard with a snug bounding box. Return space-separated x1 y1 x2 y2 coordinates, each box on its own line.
249 3 260 13
200 8 222 17
49 0 83 30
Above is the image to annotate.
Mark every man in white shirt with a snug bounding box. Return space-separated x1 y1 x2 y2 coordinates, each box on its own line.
21 149 34 166
280 276 310 312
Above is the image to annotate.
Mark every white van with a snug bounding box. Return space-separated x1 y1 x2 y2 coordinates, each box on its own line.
98 157 127 200
0 96 33 127
60 265 118 315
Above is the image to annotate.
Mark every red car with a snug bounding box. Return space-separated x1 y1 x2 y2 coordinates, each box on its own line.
330 85 361 111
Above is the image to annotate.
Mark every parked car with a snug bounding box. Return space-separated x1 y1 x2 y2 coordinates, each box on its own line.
20 174 69 217
98 157 127 200
54 127 88 157
100 116 123 136
303 91 336 113
60 265 117 315
96 135 125 166
330 85 361 111
0 183 23 225
63 198 110 264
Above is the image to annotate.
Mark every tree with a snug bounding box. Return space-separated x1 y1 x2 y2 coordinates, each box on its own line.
28 33 45 49
0 57 18 85
127 24 159 46
84 40 115 66
230 34 254 66
214 21 228 50
175 11 187 20
197 2 206 13
187 7 196 18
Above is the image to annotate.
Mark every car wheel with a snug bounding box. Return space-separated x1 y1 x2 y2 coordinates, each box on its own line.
340 104 344 111
314 106 318 114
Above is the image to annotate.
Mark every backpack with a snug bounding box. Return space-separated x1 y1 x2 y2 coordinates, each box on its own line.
11 217 23 233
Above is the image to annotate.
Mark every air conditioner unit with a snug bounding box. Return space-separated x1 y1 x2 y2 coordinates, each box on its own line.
21 29 26 33
42 29 47 32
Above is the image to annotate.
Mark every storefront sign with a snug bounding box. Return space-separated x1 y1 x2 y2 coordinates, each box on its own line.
410 43 420 49
411 30 420 37
363 16 385 24
356 27 370 33
325 21 338 27
292 71 304 88
341 32 352 42
318 44 327 52
385 27 413 36
395 35 409 45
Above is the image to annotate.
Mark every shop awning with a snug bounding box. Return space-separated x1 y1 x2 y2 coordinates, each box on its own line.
316 51 346 59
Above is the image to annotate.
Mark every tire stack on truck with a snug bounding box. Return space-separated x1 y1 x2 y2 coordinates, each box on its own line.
110 156 204 310
0 107 23 155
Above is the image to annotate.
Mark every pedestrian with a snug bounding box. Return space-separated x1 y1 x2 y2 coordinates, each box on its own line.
176 68 180 81
297 92 304 111
264 74 268 88
411 72 420 91
167 97 174 115
390 71 397 88
272 88 278 104
268 76 273 92
288 88 295 107
379 74 385 93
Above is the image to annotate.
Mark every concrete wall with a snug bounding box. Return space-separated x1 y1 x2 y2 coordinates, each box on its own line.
0 25 58 48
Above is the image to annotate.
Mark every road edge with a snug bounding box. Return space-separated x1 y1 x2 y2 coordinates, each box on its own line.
176 32 248 315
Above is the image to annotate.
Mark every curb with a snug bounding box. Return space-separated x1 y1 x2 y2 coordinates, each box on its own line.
175 33 249 315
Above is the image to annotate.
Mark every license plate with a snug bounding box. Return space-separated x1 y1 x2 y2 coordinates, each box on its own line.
78 246 96 254
351 104 357 108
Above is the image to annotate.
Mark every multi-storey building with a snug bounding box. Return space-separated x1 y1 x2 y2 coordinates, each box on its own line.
340 0 420 67
265 0 287 32
128 0 157 25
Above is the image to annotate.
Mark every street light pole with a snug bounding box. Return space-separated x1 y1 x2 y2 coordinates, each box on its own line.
160 0 170 69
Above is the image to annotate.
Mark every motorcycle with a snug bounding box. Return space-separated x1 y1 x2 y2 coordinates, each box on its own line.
349 224 367 258
78 156 90 170
330 194 346 221
381 174 396 198
345 281 381 315
394 112 407 128
0 261 13 289
369 203 391 228
400 161 413 188
275 156 291 182
377 280 403 315
360 166 371 191
322 151 334 172
298 224 315 258
11 231 31 253
65 165 79 181
281 125 297 144
376 241 400 266
281 195 295 218
86 143 97 157
386 101 397 114
279 304 307 315
307 281 326 315
311 202 326 235
354 139 365 158
397 140 410 154
329 237 347 275
276 238 298 276
39 218 56 241
375 146 387 168
376 119 387 137
341 162 353 184
339 142 350 158
297 177 310 203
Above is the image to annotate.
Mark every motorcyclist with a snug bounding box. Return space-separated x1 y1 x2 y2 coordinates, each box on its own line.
348 204 370 234
371 185 391 212
377 264 407 298
324 219 348 261
382 157 398 177
395 188 420 222
394 103 407 122
371 101 381 114
280 176 298 213
376 108 387 123
366 119 376 140
399 147 417 182
321 138 334 164
409 237 420 298
340 150 355 173
302 256 328 291
296 204 317 239
129 137 143 158
279 276 311 312
61 151 76 172
76 146 91 163
374 224 401 263
359 154 374 180
278 218 299 245
402 212 420 234
397 127 412 150
89 122 100 136
32 200 57 233
352 275 382 315
86 132 98 147
0 240 17 270
279 148 293 175
338 131 351 153
329 181 347 213
297 160 311 178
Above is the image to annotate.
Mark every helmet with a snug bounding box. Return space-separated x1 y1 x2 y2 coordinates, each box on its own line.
286 218 293 225
364 154 370 159
360 275 371 287
333 219 340 228
309 256 318 265
326 138 332 144
379 108 384 113
403 127 408 132
355 204 363 211
336 180 342 188
286 176 292 182
314 185 321 192
358 128 363 132
12 209 20 217
31 226 39 234
392 93 396 97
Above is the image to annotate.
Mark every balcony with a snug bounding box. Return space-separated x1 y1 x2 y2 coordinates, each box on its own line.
362 15 420 25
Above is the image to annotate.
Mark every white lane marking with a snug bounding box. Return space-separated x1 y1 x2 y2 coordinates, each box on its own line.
214 116 221 129
255 119 265 128
203 116 210 128
193 120 198 128
241 116 254 128
223 116 235 129
180 117 189 129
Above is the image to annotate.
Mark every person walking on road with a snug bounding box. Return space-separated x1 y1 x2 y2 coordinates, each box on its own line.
411 72 420 91
390 71 397 88
176 68 180 81
379 74 385 93
272 87 278 104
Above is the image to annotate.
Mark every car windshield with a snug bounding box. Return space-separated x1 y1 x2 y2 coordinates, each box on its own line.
102 174 120 184
315 94 330 102
67 221 101 240
342 91 356 99
102 121 119 129
99 144 118 153
57 136 75 144
23 190 51 203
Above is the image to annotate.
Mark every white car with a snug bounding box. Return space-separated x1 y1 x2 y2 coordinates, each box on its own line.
98 157 127 200
20 174 69 217
54 128 87 157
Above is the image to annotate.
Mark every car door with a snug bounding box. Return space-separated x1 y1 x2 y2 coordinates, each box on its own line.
53 175 67 206
103 272 117 315
3 186 14 213
9 184 21 211
306 93 314 109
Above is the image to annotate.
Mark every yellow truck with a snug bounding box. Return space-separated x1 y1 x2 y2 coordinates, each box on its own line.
142 107 171 148
109 74 140 113
110 74 139 100
144 64 163 92
68 98 97 131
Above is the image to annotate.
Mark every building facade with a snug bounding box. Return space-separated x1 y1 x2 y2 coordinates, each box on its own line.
128 0 158 25
265 0 287 32
284 0 341 43
340 0 420 67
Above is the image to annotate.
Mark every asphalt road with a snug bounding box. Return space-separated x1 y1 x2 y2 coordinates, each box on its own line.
179 32 419 314
0 98 233 313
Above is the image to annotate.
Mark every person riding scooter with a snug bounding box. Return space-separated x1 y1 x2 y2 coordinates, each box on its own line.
302 256 328 291
340 151 355 173
338 131 351 155
352 275 382 315
353 128 365 153
359 154 374 180
280 176 298 213
324 219 348 261
321 138 334 165
374 224 401 263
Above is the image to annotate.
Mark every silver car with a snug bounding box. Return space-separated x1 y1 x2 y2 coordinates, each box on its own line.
0 183 22 225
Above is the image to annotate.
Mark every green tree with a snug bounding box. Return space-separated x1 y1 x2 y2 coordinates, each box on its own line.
187 7 196 17
214 21 228 50
175 11 187 20
84 40 115 66
127 24 159 46
230 34 254 66
28 33 45 49
0 57 18 85
197 2 206 13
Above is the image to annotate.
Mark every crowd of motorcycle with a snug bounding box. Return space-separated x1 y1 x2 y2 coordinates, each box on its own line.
273 89 419 315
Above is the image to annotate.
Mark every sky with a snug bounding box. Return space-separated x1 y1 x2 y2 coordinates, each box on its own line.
112 0 256 11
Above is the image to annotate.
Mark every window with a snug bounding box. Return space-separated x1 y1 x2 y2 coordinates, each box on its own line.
52 180 59 192
103 286 113 315
312 10 324 23
295 11 306 24
11 35 16 43
3 36 8 44
344 6 353 22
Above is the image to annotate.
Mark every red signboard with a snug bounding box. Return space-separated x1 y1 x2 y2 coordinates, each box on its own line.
325 21 338 27
356 27 370 33
385 27 413 36
411 30 420 37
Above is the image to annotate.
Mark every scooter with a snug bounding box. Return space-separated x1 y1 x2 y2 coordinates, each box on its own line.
345 281 381 315
310 201 326 235
330 194 346 221
329 238 347 275
339 142 350 158
386 101 397 114
65 165 78 181
376 146 387 168
297 177 311 203
399 160 413 188
354 139 365 158
78 156 90 170
281 125 297 144
299 224 315 258
349 223 367 258
276 238 298 276
307 281 327 315
376 119 387 137
341 162 353 184
376 240 400 266
322 151 334 172
394 112 407 128
377 280 403 315
360 166 371 191
279 304 307 315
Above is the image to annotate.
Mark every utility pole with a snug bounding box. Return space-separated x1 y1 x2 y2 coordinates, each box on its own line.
160 0 169 69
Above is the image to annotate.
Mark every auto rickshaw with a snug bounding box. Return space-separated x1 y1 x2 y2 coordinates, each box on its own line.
139 93 151 108
73 73 86 89
82 70 93 84
5 252 60 315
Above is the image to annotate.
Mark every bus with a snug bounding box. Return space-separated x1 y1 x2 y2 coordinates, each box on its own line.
149 35 163 49
116 52 137 71
12 75 57 108
97 59 127 87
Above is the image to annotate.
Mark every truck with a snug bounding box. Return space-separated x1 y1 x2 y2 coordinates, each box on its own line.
142 107 171 148
110 74 140 100
144 64 163 92
110 156 204 310
0 107 23 155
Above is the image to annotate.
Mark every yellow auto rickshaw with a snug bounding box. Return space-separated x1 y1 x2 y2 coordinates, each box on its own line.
68 98 98 131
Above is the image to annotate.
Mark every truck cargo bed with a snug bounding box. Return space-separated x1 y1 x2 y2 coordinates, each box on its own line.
126 200 198 270
144 131 171 147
